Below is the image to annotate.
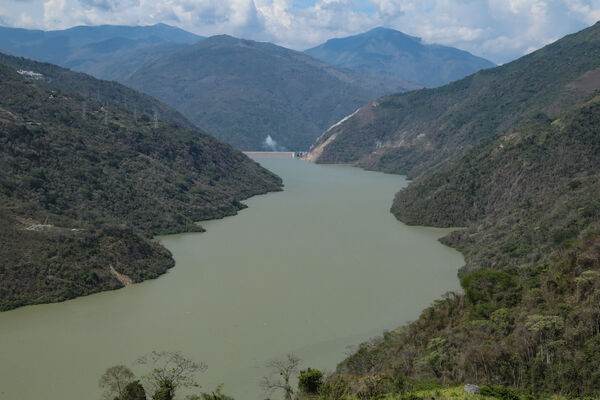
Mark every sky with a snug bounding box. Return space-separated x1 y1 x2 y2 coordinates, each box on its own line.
1 0 600 64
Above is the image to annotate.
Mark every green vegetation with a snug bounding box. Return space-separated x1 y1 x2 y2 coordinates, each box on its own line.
100 352 232 400
305 27 494 88
122 35 411 151
310 22 600 178
0 62 282 311
392 99 600 272
321 234 600 399
307 23 600 400
0 52 195 129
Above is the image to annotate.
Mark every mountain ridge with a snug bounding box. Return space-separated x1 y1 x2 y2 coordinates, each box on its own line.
0 51 196 129
308 22 600 178
305 26 495 87
121 34 415 150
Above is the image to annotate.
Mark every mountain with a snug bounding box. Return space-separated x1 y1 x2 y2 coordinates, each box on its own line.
0 61 282 311
308 22 600 178
0 23 203 73
393 102 600 272
305 27 495 87
310 23 600 399
120 34 415 151
327 101 600 397
78 41 189 82
0 52 194 129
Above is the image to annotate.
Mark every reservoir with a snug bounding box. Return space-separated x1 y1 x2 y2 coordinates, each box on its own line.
0 158 463 400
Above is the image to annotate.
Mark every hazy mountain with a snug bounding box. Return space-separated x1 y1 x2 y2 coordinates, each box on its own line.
305 27 495 87
122 35 415 150
79 41 189 82
0 23 203 73
308 22 600 178
0 61 281 311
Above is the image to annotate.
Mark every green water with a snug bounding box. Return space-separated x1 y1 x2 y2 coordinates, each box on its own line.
0 158 463 400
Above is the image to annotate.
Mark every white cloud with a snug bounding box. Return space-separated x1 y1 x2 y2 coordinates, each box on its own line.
2 0 599 63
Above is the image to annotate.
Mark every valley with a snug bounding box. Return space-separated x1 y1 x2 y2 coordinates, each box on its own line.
0 158 463 400
0 12 599 400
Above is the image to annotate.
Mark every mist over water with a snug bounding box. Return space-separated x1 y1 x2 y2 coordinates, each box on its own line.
0 158 463 400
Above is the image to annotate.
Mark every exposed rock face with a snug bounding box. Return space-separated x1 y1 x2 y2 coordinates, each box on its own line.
464 384 480 395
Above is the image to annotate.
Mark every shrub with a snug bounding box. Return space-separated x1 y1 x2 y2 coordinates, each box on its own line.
298 368 324 395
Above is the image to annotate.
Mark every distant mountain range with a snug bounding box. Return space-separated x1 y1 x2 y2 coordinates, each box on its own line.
0 23 202 72
119 34 416 150
305 27 495 87
0 24 497 150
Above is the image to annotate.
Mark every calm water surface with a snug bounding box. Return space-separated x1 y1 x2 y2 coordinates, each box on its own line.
0 158 463 400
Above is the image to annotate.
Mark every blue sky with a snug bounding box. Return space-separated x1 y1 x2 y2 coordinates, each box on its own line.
1 0 600 64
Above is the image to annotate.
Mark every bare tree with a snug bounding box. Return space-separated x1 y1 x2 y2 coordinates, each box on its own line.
99 365 135 400
136 351 207 397
260 353 301 400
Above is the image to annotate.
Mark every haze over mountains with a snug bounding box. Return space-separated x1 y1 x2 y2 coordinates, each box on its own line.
0 24 202 72
305 27 495 87
0 23 496 150
120 35 414 150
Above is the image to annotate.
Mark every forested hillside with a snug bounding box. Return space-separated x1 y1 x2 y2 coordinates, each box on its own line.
0 63 282 311
308 23 600 400
308 22 600 178
0 52 194 129
313 91 600 400
392 102 600 273
121 35 413 151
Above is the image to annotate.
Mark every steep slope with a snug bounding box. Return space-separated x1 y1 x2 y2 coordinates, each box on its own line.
305 27 495 87
333 235 600 398
78 41 189 82
308 22 600 178
316 24 600 400
0 63 282 311
122 35 414 150
316 75 600 400
0 51 195 129
393 100 600 272
0 24 202 72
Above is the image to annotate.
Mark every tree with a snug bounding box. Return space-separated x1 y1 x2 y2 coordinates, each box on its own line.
198 384 235 400
99 365 136 400
137 351 207 398
152 379 174 400
260 353 301 400
298 368 323 395
119 381 146 400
